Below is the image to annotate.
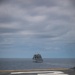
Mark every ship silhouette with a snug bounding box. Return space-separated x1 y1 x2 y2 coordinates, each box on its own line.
32 54 43 63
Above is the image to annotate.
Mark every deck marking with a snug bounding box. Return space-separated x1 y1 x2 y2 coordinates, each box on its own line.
11 71 69 75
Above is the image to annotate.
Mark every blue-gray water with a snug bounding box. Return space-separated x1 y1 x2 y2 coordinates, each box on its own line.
0 58 75 70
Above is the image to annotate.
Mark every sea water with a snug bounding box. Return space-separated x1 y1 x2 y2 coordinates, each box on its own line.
0 58 75 70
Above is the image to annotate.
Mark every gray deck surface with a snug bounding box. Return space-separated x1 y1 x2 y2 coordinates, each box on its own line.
0 73 37 75
0 70 75 75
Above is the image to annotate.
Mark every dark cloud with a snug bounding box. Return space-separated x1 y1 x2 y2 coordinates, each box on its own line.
15 0 55 7
0 44 12 49
70 0 75 7
0 35 4 42
0 15 15 23
0 27 20 34
33 0 56 7
0 0 6 4
33 34 55 38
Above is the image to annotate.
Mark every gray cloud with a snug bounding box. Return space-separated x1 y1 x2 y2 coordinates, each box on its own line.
0 0 7 4
70 0 75 7
0 0 75 46
0 27 20 34
0 15 16 23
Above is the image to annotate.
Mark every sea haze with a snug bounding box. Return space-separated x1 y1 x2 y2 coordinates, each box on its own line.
0 58 75 70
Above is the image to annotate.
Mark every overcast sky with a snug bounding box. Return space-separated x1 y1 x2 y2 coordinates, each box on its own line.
0 0 75 58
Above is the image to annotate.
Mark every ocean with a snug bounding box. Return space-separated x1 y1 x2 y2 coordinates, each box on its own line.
0 58 75 70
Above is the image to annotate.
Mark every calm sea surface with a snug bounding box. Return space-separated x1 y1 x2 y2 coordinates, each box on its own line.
0 58 75 70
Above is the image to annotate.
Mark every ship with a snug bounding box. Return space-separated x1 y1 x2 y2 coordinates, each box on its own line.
32 54 43 63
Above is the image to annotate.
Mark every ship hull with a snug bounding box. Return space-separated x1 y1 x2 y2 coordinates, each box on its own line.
33 59 43 63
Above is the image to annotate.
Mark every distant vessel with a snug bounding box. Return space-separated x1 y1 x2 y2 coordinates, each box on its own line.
32 54 43 63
